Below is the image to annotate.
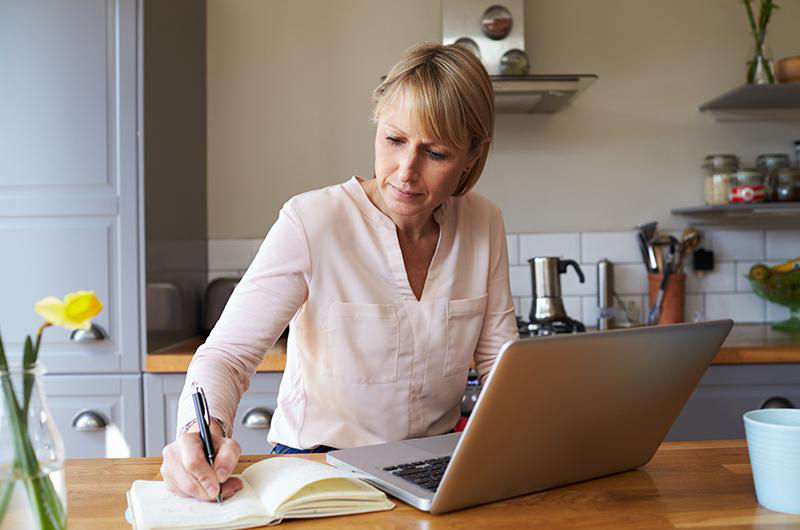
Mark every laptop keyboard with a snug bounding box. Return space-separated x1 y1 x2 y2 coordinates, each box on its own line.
382 456 451 492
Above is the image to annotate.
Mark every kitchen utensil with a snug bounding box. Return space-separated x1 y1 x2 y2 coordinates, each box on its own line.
597 259 615 330
647 266 671 325
635 222 659 272
647 271 686 325
653 245 665 273
677 228 702 272
528 257 585 323
636 232 652 272
638 222 658 242
651 234 679 273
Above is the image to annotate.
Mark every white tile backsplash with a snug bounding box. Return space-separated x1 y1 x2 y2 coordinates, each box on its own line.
685 294 705 322
581 232 642 264
617 294 645 323
519 233 581 262
685 262 737 293
519 296 531 319
705 293 765 322
563 296 583 322
766 231 800 260
208 226 797 325
705 230 765 261
581 296 600 326
735 261 759 292
766 302 791 324
613 263 648 295
561 263 596 296
509 265 530 297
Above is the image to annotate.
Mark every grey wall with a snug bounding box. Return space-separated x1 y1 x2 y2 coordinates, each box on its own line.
206 0 800 238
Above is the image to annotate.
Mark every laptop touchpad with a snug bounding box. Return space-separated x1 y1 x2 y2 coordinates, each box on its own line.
402 433 460 455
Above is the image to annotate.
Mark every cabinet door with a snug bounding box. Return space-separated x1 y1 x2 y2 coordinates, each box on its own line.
144 373 282 457
666 365 800 441
43 374 143 458
0 0 140 373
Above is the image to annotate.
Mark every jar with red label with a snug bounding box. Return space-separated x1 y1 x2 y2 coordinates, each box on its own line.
729 169 766 203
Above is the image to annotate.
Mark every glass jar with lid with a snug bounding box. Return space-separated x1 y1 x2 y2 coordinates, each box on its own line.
774 167 800 202
729 169 766 203
702 154 738 205
756 153 791 201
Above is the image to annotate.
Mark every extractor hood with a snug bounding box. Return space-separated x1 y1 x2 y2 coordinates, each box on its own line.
442 0 597 114
490 74 597 113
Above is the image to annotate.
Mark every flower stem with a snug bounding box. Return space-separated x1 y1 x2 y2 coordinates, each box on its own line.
0 338 66 529
0 481 13 525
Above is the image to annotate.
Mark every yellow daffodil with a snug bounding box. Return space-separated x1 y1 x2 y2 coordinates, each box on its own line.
34 291 103 331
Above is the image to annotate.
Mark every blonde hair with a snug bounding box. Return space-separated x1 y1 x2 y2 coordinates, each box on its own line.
372 43 495 196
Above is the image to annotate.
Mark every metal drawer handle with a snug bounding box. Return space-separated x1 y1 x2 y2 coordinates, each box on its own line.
70 323 106 343
242 408 271 430
72 410 108 432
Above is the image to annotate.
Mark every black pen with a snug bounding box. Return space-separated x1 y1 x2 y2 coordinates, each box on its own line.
191 382 222 504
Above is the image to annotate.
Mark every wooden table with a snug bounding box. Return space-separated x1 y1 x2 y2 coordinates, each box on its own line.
67 439 800 529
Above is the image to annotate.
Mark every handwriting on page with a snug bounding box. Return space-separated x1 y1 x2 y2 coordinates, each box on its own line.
132 478 267 527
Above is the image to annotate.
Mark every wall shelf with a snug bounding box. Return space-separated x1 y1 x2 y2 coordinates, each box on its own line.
671 202 800 228
699 84 800 122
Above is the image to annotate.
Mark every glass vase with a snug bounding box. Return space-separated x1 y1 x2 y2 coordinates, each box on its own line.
747 42 775 84
0 363 67 530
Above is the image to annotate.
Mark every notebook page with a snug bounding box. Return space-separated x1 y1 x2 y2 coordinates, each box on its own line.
130 478 272 529
242 457 385 516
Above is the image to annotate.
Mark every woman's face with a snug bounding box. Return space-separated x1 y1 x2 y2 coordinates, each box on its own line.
373 90 479 224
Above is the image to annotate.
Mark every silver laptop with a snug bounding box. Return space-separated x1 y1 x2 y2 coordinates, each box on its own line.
327 319 733 514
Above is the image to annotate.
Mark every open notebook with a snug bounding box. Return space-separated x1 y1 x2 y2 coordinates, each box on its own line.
126 456 394 529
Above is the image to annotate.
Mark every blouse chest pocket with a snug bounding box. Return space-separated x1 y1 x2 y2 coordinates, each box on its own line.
444 294 488 377
324 301 400 384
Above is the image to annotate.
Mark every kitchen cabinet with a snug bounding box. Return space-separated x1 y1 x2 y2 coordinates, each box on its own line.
666 364 800 441
1 0 206 458
0 0 140 374
43 374 143 458
143 373 283 457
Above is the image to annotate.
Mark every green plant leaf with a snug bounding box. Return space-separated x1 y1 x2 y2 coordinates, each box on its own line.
1 373 65 529
23 335 35 423
0 480 14 526
0 331 8 372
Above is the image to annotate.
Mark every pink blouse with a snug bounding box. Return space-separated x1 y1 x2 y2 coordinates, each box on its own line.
177 177 518 449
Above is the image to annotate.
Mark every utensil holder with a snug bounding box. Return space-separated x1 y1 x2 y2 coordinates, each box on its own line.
648 273 686 325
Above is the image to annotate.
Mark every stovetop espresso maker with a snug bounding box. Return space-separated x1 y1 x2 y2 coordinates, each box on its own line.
528 257 586 333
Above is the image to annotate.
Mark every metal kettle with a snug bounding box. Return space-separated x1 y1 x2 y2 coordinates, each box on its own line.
528 257 585 323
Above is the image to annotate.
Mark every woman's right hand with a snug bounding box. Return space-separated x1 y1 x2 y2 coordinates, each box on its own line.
161 429 243 501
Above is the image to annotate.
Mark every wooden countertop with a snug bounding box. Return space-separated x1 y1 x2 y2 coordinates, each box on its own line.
67 440 800 529
144 324 800 373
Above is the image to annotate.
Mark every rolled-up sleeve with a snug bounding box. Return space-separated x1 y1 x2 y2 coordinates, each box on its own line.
473 206 519 384
175 201 311 437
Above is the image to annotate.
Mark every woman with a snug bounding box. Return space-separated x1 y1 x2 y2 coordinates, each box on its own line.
161 42 518 501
